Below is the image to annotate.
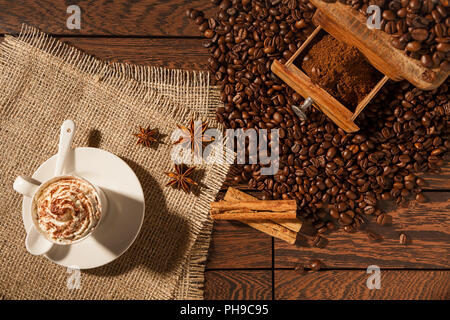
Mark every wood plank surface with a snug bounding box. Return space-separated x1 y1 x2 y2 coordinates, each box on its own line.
59 37 208 69
205 270 272 300
275 192 450 269
0 0 212 36
206 220 272 269
275 270 450 300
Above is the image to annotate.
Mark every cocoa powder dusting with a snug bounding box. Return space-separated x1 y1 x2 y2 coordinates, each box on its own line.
299 34 382 111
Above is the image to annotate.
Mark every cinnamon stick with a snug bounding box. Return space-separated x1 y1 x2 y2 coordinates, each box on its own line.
224 188 302 233
245 220 298 244
222 188 299 244
210 200 297 220
211 211 297 220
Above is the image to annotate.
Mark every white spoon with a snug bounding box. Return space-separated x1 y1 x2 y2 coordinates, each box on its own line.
54 120 76 176
23 120 76 255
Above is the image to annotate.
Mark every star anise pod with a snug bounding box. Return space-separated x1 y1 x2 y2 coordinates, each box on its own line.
165 164 198 193
133 126 159 147
173 118 214 156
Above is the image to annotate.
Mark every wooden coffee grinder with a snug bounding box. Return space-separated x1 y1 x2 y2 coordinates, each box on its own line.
271 0 449 133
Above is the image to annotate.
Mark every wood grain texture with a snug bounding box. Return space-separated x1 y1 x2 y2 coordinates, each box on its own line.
275 192 450 269
275 270 450 300
0 0 213 36
205 270 272 300
59 37 208 69
206 220 272 269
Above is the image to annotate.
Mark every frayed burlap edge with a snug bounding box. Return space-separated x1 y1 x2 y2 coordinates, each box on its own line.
0 24 230 300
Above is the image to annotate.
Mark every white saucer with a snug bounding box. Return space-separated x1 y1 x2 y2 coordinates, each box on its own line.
21 147 145 269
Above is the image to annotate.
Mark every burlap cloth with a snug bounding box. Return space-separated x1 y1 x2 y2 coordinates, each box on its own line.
0 26 229 299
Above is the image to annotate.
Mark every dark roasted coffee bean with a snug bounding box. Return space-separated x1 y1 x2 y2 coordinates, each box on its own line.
312 235 328 248
416 177 426 187
329 208 340 219
411 28 429 41
339 212 353 225
399 233 408 245
381 192 391 200
421 54 433 68
309 259 322 272
415 193 427 203
344 225 356 233
382 10 395 21
376 213 392 226
364 205 375 215
436 43 450 52
406 41 422 52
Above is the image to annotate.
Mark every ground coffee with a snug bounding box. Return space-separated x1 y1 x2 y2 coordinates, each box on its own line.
299 34 382 110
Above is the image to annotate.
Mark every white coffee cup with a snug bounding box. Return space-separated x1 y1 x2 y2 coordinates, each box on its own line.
13 175 108 255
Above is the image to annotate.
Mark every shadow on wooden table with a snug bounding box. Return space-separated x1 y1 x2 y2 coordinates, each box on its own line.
86 158 190 277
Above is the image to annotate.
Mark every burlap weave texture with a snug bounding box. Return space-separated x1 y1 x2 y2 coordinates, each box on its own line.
0 26 228 300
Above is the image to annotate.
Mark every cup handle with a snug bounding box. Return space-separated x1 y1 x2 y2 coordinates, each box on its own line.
25 225 53 256
13 176 40 197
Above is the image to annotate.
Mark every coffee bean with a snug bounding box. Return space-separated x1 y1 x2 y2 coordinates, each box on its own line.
344 225 356 233
441 61 450 72
406 41 422 52
273 112 283 123
411 28 429 41
415 193 427 203
329 208 340 219
382 10 396 21
204 29 215 39
416 177 426 187
313 235 328 248
309 259 322 272
437 43 450 52
421 54 433 68
326 147 337 160
326 221 335 230
376 213 392 226
364 205 375 215
381 192 391 200
399 233 408 245
339 212 353 225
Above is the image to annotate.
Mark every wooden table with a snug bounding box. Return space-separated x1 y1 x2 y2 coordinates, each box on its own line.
1 0 448 300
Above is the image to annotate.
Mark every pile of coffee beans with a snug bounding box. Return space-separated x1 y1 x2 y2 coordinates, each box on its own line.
188 0 449 237
332 0 450 70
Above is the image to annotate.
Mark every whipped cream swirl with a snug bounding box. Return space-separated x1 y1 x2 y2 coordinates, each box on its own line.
33 177 102 244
